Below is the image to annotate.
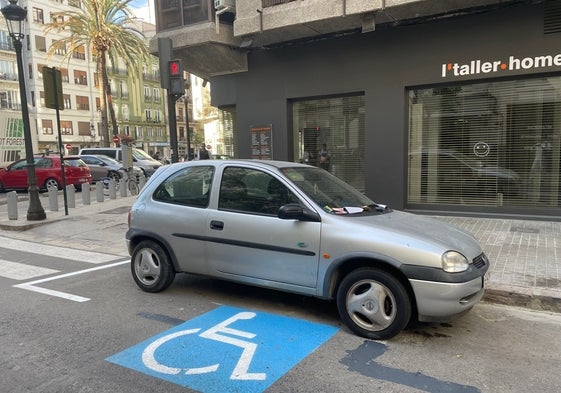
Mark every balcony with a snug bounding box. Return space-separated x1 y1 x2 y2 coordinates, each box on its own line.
152 0 512 79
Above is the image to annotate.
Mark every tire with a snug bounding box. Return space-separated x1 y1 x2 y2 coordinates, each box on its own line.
0 181 4 193
131 240 175 293
44 178 60 191
128 180 139 196
336 268 411 340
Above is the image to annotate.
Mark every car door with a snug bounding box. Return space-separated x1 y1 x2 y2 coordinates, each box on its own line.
80 156 106 181
5 159 29 189
206 166 321 293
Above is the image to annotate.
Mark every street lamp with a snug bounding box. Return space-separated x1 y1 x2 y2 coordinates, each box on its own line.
2 0 46 220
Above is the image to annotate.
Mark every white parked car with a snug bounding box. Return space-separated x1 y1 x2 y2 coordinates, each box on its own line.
126 160 489 339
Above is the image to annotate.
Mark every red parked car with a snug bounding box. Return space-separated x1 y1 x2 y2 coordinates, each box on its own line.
0 155 92 192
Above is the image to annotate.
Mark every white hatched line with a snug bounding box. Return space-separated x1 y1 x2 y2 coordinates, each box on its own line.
13 260 130 302
0 236 118 264
0 259 59 280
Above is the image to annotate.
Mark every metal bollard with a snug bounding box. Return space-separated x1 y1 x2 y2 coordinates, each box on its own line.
109 179 117 199
119 178 127 197
82 183 91 205
139 175 146 190
66 185 75 208
48 187 59 211
96 181 104 202
7 191 18 220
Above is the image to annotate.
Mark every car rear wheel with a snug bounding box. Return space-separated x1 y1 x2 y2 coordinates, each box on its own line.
131 240 176 292
337 268 411 340
44 178 60 191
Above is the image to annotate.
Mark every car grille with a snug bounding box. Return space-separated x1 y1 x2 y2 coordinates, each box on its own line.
472 253 488 269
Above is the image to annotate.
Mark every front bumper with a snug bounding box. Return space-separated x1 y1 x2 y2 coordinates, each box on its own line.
410 276 486 321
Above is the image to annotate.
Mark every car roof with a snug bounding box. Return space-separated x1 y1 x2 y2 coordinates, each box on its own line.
177 159 309 170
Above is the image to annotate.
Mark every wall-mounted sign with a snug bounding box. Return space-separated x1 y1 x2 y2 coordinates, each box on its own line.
251 124 273 160
441 53 561 78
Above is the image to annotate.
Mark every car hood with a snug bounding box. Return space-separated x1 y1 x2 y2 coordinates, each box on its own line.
345 210 482 259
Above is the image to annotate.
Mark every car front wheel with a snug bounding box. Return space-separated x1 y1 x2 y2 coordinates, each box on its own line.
44 178 60 191
131 240 176 292
337 268 411 340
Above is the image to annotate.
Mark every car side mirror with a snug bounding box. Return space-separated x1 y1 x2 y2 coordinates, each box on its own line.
278 203 320 222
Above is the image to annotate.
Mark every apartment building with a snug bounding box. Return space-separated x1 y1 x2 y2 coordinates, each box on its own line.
0 0 167 167
152 0 561 219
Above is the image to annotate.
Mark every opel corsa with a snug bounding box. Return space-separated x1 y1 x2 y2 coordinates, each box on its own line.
126 160 489 339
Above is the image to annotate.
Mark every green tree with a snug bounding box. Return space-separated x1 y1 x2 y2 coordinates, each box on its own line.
44 0 150 147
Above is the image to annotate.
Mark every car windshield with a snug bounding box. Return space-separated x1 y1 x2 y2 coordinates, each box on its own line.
280 166 384 214
132 148 154 160
98 156 121 165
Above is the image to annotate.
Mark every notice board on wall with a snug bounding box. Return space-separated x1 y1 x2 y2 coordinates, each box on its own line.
251 124 273 159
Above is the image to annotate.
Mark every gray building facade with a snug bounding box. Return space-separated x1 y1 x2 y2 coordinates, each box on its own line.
208 1 561 219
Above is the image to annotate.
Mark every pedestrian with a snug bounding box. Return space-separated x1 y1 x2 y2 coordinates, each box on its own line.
197 143 212 160
318 143 331 171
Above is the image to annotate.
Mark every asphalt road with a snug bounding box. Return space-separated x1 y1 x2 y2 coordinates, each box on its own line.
1 237 560 393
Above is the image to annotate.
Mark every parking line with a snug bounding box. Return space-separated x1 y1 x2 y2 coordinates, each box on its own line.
0 259 59 280
13 260 130 302
0 236 120 264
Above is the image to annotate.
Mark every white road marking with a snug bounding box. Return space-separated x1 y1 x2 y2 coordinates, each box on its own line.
0 259 59 280
0 235 119 264
13 260 130 302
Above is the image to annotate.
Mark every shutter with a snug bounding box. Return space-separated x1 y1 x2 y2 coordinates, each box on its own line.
292 95 365 191
408 77 561 210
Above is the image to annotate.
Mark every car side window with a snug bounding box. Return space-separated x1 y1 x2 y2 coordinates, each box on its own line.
11 160 27 170
35 158 52 168
153 166 214 208
218 167 299 215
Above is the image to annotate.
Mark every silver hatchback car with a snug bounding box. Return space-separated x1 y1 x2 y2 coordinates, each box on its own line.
126 160 489 340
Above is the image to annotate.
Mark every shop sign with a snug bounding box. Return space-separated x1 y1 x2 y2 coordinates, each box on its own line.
441 53 561 78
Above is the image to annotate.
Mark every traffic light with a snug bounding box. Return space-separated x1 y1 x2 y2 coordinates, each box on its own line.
168 59 184 95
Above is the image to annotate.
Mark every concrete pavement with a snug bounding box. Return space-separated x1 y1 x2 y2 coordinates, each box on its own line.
1 189 560 313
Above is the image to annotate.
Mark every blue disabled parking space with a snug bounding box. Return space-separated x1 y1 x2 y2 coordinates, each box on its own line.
106 305 339 393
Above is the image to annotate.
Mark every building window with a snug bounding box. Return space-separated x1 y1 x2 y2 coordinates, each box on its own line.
76 95 89 110
63 94 71 110
32 7 44 24
292 95 365 191
73 70 87 85
78 121 91 136
60 120 73 135
52 39 67 56
408 76 561 212
156 0 211 32
42 119 53 135
35 36 46 52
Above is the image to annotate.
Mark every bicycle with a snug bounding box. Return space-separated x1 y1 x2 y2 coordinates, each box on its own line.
101 167 139 196
121 166 140 196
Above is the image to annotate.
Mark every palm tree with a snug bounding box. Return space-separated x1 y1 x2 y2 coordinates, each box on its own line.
44 0 151 147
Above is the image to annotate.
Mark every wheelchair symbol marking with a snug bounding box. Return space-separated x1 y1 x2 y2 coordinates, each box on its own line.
141 311 266 381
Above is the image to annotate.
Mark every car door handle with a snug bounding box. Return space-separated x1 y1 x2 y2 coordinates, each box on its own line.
210 220 224 230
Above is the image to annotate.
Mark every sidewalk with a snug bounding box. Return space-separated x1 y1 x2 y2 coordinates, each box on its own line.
1 190 560 313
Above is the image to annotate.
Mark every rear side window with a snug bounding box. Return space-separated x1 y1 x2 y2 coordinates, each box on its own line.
65 159 88 168
153 166 214 208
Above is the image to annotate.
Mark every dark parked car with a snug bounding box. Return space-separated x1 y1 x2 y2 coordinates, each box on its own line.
79 154 143 182
126 160 489 340
0 155 92 192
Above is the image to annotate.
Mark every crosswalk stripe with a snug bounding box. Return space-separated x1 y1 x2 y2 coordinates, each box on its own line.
0 235 119 264
0 259 59 280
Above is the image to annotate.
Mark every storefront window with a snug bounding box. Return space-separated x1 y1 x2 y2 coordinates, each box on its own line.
408 77 561 211
292 95 365 191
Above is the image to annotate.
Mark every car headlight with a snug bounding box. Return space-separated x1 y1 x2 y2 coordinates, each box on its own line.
442 251 469 273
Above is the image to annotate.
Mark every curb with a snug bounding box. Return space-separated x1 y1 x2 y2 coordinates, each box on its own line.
483 284 561 314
